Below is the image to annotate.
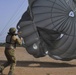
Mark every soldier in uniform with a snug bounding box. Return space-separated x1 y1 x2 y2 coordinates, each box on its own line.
0 27 23 75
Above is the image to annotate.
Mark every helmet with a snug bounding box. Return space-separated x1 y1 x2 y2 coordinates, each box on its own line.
9 27 16 34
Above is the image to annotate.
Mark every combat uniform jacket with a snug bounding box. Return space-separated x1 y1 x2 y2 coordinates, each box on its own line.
5 34 22 49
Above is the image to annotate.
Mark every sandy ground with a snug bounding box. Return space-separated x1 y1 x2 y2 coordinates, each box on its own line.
0 47 76 75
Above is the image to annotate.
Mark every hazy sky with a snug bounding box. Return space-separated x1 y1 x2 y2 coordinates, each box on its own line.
0 0 28 42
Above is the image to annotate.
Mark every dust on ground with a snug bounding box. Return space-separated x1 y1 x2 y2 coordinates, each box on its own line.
0 47 76 75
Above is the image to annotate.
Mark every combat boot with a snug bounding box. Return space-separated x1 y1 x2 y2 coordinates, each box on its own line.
8 71 14 75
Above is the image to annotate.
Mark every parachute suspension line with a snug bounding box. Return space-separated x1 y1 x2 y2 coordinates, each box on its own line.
2 0 26 35
0 35 6 42
28 1 40 41
0 35 6 39
0 0 19 35
28 1 41 62
0 40 5 42
0 0 26 36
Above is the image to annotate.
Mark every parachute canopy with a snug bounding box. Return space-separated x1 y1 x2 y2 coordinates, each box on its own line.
17 0 76 61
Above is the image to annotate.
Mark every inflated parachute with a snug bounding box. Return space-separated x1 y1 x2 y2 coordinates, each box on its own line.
17 0 76 61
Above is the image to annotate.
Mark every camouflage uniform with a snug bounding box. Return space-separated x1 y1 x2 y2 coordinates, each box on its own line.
0 28 22 75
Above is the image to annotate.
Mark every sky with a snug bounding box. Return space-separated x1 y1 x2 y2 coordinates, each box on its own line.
0 0 28 42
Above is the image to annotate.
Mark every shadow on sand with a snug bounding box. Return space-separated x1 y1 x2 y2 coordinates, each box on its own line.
0 60 76 68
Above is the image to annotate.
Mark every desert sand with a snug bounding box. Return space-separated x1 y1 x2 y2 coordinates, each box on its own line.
0 47 76 75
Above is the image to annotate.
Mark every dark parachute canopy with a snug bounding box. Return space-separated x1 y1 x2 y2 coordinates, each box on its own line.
17 0 76 61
